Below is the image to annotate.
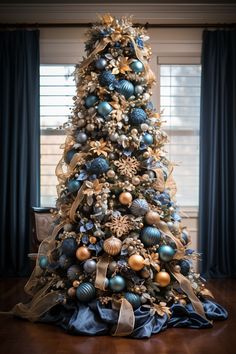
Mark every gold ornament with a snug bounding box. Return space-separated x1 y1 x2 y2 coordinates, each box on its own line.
145 210 161 225
103 236 122 256
107 169 116 178
73 280 80 288
132 176 140 185
114 157 140 178
128 254 145 271
76 246 91 261
155 270 171 287
119 191 133 205
67 287 76 297
89 236 97 244
105 215 134 237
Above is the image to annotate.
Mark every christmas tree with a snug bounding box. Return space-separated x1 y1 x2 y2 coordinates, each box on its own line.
12 15 227 338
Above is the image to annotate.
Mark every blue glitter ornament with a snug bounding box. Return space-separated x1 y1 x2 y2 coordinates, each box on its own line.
85 95 98 108
67 265 82 281
130 60 144 73
129 108 147 125
179 259 190 276
39 255 48 269
142 133 153 145
58 255 73 270
99 70 116 87
130 198 149 216
65 148 77 164
109 275 126 292
88 157 109 175
141 226 161 247
95 57 107 70
61 237 78 257
124 292 141 309
67 179 81 193
76 282 96 302
116 80 134 99
97 101 113 117
159 245 176 262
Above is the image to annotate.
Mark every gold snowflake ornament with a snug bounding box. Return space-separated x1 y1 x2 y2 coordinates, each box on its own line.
105 215 135 237
114 157 140 178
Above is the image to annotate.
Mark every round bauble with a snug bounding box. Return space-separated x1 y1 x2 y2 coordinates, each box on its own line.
140 267 151 279
67 265 82 281
134 85 144 95
39 255 48 269
108 261 117 273
178 259 191 276
58 254 73 270
140 226 161 247
142 133 153 145
64 148 77 164
132 176 141 186
86 123 95 132
99 70 116 87
97 101 113 117
155 270 171 287
67 287 76 298
83 259 97 273
124 292 141 309
116 80 134 99
76 282 96 302
88 157 109 175
75 132 87 144
130 60 144 73
63 223 73 232
76 246 91 261
130 198 149 216
109 275 126 292
85 95 98 108
95 57 107 70
107 169 116 178
145 210 160 225
158 245 175 262
129 108 147 125
67 179 81 193
103 236 122 256
128 254 145 271
119 191 133 205
61 237 77 257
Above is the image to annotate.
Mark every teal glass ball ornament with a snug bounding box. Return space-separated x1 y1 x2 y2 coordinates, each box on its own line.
99 71 116 87
130 60 144 73
67 265 82 281
39 255 48 269
97 101 113 117
116 80 134 99
65 148 77 164
124 292 141 309
85 95 98 108
130 198 149 216
88 157 109 175
109 275 126 292
76 282 96 302
75 132 87 144
143 133 153 145
159 245 176 262
83 259 97 273
61 237 78 256
67 179 81 193
129 108 147 125
178 259 190 276
95 57 107 70
140 226 161 247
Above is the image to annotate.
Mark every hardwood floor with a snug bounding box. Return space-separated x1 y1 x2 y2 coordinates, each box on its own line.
0 278 235 354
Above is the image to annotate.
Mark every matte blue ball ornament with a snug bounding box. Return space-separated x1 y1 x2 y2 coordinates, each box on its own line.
130 60 144 73
39 255 48 269
109 275 126 292
97 101 113 117
95 57 107 70
67 265 82 281
85 95 98 108
124 292 141 309
130 198 149 216
159 245 176 262
129 108 147 125
83 259 97 273
67 179 81 193
141 226 161 247
76 282 96 302
88 157 109 175
116 80 134 99
75 132 88 144
99 70 116 87
61 237 78 257
142 133 153 145
179 259 190 276
65 148 77 164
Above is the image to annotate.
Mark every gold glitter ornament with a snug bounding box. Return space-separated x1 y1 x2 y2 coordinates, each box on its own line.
103 236 122 256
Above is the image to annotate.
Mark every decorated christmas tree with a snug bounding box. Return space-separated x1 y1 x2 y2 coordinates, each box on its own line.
12 15 227 338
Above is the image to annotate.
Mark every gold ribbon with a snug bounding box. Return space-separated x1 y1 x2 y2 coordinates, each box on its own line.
69 183 86 222
95 255 110 290
112 298 135 336
157 221 185 260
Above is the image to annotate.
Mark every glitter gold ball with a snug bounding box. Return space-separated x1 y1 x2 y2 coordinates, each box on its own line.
155 270 171 287
76 246 91 261
119 191 133 205
145 210 161 225
128 254 145 271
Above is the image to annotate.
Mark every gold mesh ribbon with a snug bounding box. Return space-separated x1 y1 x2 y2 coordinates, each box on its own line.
95 255 110 290
112 298 135 336
157 221 185 260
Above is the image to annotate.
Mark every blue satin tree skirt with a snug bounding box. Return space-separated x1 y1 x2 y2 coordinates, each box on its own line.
39 298 228 338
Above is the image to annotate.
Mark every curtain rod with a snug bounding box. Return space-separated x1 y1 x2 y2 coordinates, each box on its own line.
0 22 236 29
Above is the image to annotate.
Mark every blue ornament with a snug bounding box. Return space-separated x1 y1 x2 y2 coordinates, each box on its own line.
88 157 109 175
75 132 87 144
97 101 113 117
61 237 77 257
172 213 181 222
109 275 126 292
180 231 189 245
129 108 147 125
124 292 141 309
39 255 48 269
76 282 96 302
58 255 73 270
141 226 161 247
64 148 77 164
179 259 190 276
116 80 134 99
130 199 149 216
142 133 153 145
95 57 107 70
67 265 82 281
99 71 116 87
67 179 81 193
159 245 176 262
85 95 98 108
83 259 97 273
130 60 144 73
156 192 171 206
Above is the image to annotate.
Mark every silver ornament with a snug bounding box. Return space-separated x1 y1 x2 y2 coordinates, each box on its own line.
141 123 149 131
83 259 97 273
108 261 117 272
134 85 144 95
76 132 87 144
110 133 119 142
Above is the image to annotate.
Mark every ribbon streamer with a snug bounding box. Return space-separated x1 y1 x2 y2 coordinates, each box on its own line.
95 255 110 290
69 183 86 222
112 298 135 336
157 221 185 260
